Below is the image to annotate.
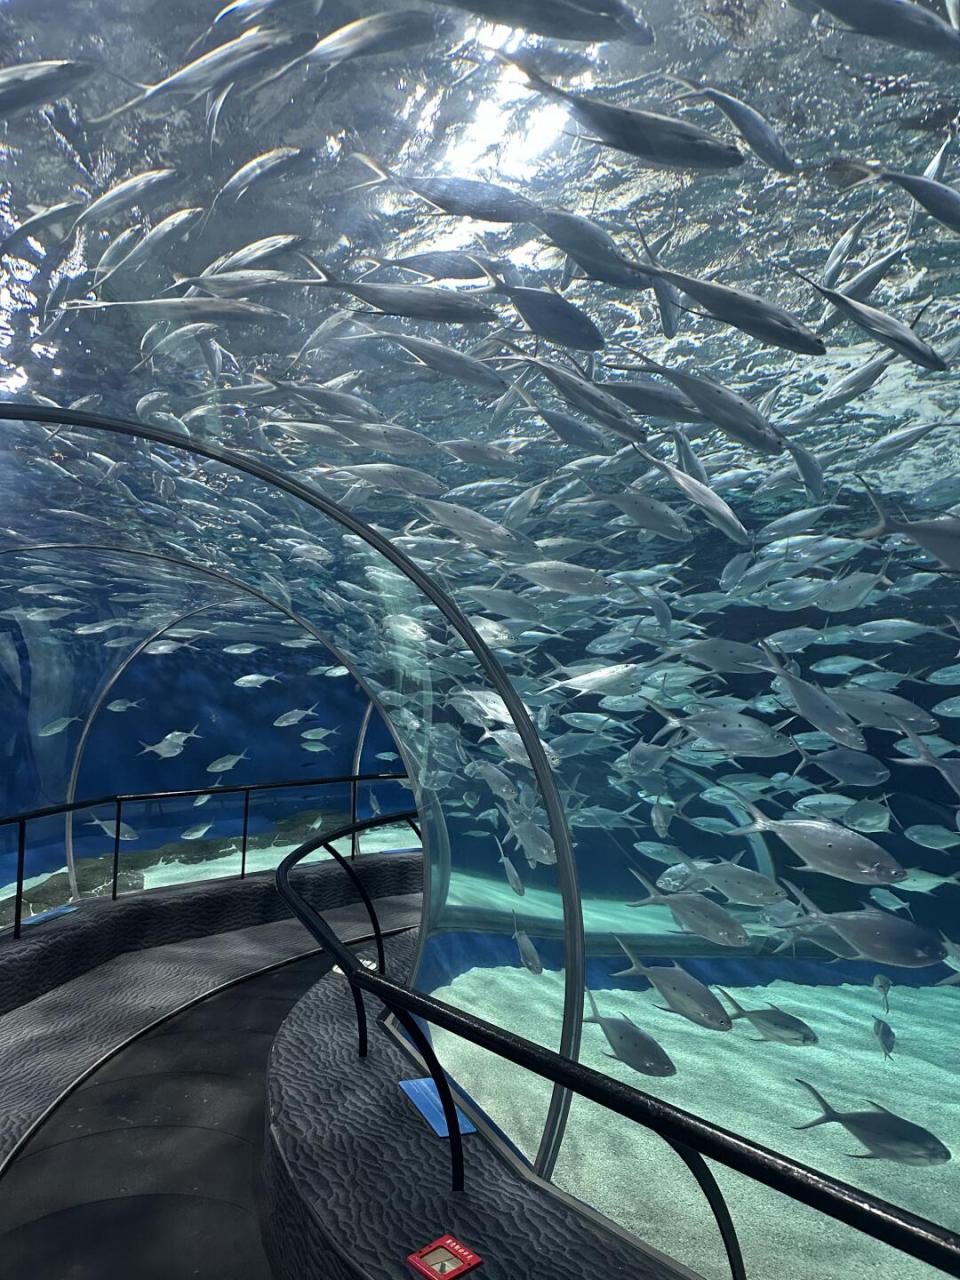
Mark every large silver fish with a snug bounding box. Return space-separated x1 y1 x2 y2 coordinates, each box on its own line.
794 1079 950 1164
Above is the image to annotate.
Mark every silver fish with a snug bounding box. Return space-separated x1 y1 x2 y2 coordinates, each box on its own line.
794 1079 949 1164
585 989 677 1076
613 939 731 1030
512 912 543 974
720 989 818 1045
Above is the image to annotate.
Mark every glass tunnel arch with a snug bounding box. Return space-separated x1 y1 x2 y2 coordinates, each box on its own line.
0 402 585 1178
0 540 418 898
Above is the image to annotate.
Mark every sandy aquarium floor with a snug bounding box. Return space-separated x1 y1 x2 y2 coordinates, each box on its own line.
137 825 418 889
430 964 960 1280
0 825 420 908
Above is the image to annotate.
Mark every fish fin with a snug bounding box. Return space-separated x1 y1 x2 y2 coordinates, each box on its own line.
614 935 645 971
717 987 745 1018
782 879 819 915
846 1153 881 1159
627 867 658 898
351 152 394 184
493 51 563 101
725 822 762 837
794 1077 838 1125
855 474 898 540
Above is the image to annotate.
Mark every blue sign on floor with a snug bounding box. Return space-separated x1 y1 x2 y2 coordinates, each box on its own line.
22 904 78 928
399 1078 477 1138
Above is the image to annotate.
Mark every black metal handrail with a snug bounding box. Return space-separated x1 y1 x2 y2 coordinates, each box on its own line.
276 819 960 1280
0 771 409 827
4 771 411 938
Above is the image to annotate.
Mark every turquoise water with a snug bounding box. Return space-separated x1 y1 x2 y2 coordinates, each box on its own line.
3 1 960 1274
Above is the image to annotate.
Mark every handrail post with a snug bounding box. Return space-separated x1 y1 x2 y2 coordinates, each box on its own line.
111 797 122 900
241 789 251 878
391 1006 465 1194
350 777 358 858
350 701 374 859
667 1140 747 1280
13 819 26 939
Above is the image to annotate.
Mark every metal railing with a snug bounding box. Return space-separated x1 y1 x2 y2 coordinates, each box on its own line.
277 816 960 1280
2 771 411 938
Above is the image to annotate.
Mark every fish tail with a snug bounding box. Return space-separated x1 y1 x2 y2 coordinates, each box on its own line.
295 252 334 284
794 1078 838 1128
85 98 139 129
584 987 600 1023
717 988 746 1019
494 52 560 100
856 474 899 540
627 867 658 899
351 152 394 184
782 878 819 916
614 935 645 972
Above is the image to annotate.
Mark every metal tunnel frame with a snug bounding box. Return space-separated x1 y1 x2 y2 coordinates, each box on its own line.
64 600 230 899
0 402 584 1178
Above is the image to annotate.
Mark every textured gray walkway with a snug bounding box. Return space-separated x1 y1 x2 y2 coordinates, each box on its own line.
0 891 421 1169
267 931 693 1280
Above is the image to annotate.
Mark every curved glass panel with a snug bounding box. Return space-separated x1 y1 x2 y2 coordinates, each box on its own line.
4 0 960 1272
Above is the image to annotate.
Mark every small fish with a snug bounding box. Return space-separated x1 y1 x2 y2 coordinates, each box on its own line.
139 737 184 759
223 643 263 655
613 939 731 1030
585 989 677 1076
719 989 818 1045
503 58 743 173
905 825 960 851
206 749 250 774
0 60 94 119
730 797 905 886
38 716 81 737
868 888 910 916
106 698 143 712
497 840 525 896
798 0 960 64
86 816 139 841
512 911 543 974
873 974 892 1013
628 870 749 948
873 1017 896 1061
234 673 280 687
794 1079 949 1165
273 703 319 727
182 823 213 840
668 76 795 173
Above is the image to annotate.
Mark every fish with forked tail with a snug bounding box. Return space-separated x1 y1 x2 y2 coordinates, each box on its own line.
720 988 818 1045
794 1080 949 1164
585 989 677 1076
613 938 731 1030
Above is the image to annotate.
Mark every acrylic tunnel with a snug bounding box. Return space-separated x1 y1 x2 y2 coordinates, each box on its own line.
1 2 960 1279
